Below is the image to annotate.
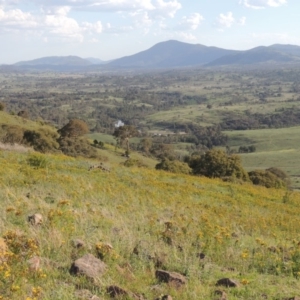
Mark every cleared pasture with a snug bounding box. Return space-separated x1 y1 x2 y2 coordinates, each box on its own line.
225 126 300 189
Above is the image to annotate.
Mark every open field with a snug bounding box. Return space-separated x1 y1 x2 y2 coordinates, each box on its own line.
225 126 300 189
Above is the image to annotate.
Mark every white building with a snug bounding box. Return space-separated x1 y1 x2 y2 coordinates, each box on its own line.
115 120 124 128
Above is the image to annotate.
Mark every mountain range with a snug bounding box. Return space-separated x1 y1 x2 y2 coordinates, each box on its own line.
4 40 300 71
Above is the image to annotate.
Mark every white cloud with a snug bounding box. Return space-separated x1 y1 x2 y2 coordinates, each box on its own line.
42 6 71 16
82 21 103 34
44 14 84 41
150 0 181 18
0 7 38 29
240 0 287 9
177 13 204 31
31 0 181 16
0 5 107 41
238 16 246 25
216 12 235 29
215 12 246 30
177 32 197 41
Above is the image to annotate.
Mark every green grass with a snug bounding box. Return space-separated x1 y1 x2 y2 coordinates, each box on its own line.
225 126 300 189
1 149 300 299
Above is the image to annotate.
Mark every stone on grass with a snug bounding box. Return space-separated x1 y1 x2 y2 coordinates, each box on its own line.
74 289 102 300
155 269 186 289
28 256 41 271
72 239 85 249
155 296 173 300
216 278 239 288
28 213 43 225
214 290 227 300
197 252 206 259
106 286 144 300
0 238 8 263
70 254 107 280
0 238 7 251
106 285 128 298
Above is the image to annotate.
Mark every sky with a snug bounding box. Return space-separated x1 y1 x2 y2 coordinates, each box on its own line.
0 0 299 64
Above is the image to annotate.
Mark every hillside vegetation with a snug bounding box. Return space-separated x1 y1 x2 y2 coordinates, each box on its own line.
1 148 300 299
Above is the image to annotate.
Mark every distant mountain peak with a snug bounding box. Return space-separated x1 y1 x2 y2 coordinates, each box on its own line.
5 40 300 71
15 55 92 67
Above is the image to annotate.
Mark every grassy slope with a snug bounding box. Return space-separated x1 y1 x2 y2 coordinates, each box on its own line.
1 150 300 299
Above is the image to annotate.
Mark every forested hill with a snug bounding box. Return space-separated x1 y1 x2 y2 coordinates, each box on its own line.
4 41 300 71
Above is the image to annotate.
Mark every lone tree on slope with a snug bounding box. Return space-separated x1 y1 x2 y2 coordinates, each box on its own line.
58 119 89 138
113 125 138 155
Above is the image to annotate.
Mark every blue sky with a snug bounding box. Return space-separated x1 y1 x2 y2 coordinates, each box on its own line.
0 0 298 63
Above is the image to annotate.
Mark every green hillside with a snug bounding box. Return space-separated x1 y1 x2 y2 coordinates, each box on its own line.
1 148 300 299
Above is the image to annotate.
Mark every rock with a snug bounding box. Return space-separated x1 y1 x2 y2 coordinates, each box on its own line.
106 285 129 298
28 213 43 225
268 246 277 253
197 252 206 259
75 289 93 299
70 254 107 280
284 297 300 300
155 269 186 289
74 289 102 299
0 238 8 263
214 290 227 300
72 239 85 249
116 263 135 280
0 238 7 252
216 278 239 288
28 256 41 271
90 296 101 300
106 286 144 300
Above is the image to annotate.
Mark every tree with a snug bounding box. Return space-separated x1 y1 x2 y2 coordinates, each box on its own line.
0 102 5 111
150 143 176 160
113 125 138 155
58 119 89 138
188 149 249 181
140 138 152 154
17 110 29 119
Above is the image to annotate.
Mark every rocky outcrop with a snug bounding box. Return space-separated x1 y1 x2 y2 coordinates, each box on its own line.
70 254 107 280
155 269 186 289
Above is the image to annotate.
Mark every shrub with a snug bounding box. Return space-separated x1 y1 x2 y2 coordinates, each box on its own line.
248 170 286 189
93 139 105 149
122 158 147 168
23 129 59 153
239 145 256 153
267 167 291 187
58 137 98 158
26 153 49 169
188 149 249 181
155 158 191 174
1 125 24 144
0 102 5 111
17 110 29 119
